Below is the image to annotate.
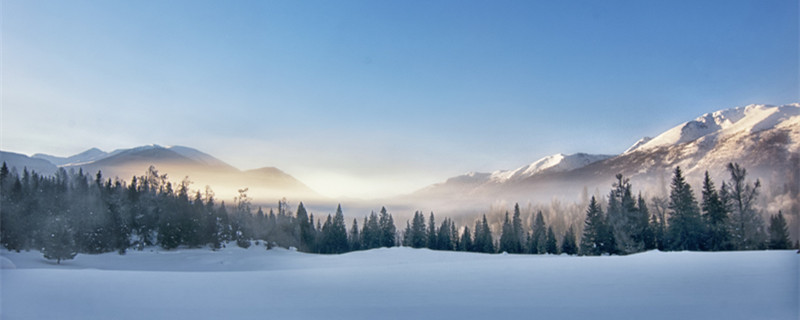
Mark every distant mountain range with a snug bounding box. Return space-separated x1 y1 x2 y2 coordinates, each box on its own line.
2 103 798 217
1 145 321 203
404 103 799 216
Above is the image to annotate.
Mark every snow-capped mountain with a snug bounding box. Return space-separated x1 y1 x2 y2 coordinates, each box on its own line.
407 103 800 216
489 153 614 183
625 103 800 154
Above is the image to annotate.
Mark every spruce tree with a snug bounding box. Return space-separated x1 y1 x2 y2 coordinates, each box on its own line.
701 171 730 251
512 203 525 253
560 225 578 255
580 196 606 255
349 218 362 251
667 166 703 251
409 211 427 248
499 211 516 253
545 226 558 254
459 226 472 251
296 202 315 252
528 211 547 254
379 207 396 247
427 212 438 249
42 216 78 264
768 211 791 250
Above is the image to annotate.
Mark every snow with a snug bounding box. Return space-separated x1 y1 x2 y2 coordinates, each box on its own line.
1 247 797 320
490 153 612 183
626 103 800 153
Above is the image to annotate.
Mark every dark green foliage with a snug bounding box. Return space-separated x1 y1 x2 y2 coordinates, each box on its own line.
349 218 361 251
473 215 494 253
459 226 472 251
499 211 516 253
296 202 315 252
41 216 78 264
361 212 381 249
768 211 791 250
560 225 578 255
437 218 455 251
512 203 525 253
545 226 558 254
528 211 547 254
407 211 427 248
667 167 704 251
427 212 438 249
378 207 396 248
581 196 609 255
701 171 730 251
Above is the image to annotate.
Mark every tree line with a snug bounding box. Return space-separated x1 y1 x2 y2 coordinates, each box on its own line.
0 161 795 263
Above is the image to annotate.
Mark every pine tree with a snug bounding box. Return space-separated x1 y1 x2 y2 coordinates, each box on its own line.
499 211 516 253
667 166 703 251
349 218 362 251
42 216 78 264
700 171 730 251
330 204 348 253
296 202 315 252
459 226 472 251
768 211 792 250
560 225 578 255
637 194 656 250
512 203 525 253
427 212 437 249
580 196 607 256
528 211 547 254
437 218 454 251
545 226 558 254
409 211 427 248
378 207 396 248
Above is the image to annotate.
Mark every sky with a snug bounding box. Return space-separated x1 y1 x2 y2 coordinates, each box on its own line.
1 0 798 199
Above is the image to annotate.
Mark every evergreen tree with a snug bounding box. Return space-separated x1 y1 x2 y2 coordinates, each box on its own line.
499 211 516 253
528 211 547 254
768 211 791 250
545 226 558 254
459 226 472 251
637 194 656 250
667 166 703 251
605 174 642 254
349 218 362 251
329 205 348 253
473 215 494 253
296 202 315 252
437 218 454 251
580 196 608 255
409 211 427 248
361 211 381 249
560 225 578 255
512 203 525 253
427 212 438 249
378 207 396 248
700 171 730 251
723 163 766 250
41 216 78 264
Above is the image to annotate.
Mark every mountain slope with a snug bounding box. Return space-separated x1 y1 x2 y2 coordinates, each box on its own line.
33 148 109 166
0 151 59 176
407 103 800 216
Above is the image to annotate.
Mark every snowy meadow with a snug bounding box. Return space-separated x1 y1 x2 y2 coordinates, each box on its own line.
1 246 797 320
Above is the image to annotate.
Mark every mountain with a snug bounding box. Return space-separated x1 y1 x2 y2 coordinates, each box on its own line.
33 148 109 166
0 151 59 176
6 145 323 203
407 103 800 216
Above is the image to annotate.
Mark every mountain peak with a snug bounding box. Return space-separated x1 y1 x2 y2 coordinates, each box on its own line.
626 103 799 153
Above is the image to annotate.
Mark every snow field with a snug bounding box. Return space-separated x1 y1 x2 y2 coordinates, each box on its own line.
1 247 798 320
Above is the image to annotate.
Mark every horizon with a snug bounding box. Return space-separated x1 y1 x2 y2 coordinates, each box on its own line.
2 0 798 198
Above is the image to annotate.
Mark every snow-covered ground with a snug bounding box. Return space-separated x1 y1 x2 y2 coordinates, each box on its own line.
1 246 797 320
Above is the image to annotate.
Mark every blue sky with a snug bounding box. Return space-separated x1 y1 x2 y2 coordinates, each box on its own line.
2 0 798 198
